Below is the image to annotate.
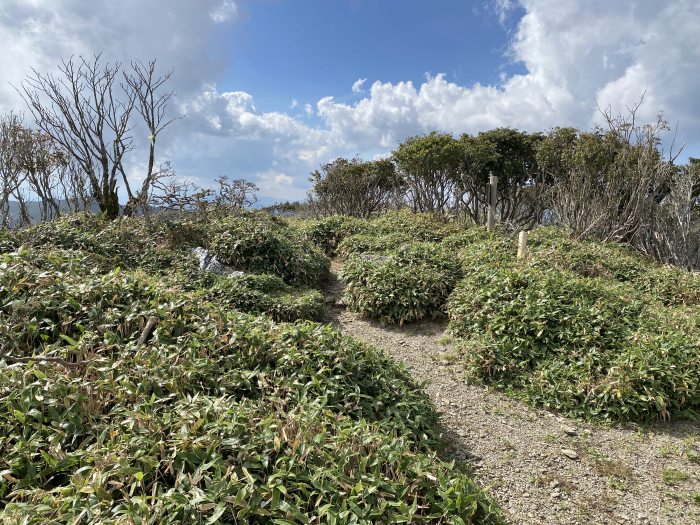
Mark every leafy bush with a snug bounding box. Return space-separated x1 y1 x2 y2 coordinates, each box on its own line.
294 215 365 255
527 227 650 282
200 272 324 322
341 243 462 324
210 215 330 286
0 246 503 524
1 213 203 275
606 307 700 420
368 210 459 242
447 263 700 421
449 267 643 378
338 231 415 259
442 228 517 275
520 306 700 421
527 227 700 306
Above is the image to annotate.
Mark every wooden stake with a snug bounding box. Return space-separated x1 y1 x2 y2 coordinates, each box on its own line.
517 230 528 259
487 173 498 231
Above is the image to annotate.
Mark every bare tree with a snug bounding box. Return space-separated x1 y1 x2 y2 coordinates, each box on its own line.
19 54 134 218
57 157 95 213
16 128 63 221
150 172 258 218
122 60 178 217
18 55 174 220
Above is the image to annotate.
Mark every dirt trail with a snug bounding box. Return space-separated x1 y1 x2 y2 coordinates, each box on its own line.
324 260 700 525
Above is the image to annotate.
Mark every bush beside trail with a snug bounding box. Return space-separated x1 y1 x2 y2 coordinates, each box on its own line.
444 227 700 422
210 214 330 286
0 239 503 524
330 214 700 422
198 272 325 322
341 243 462 325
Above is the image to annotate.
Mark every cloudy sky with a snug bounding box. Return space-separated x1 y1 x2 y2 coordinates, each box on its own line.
1 0 699 205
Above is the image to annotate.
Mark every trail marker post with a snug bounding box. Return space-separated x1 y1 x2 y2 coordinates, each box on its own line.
487 173 498 232
517 230 528 259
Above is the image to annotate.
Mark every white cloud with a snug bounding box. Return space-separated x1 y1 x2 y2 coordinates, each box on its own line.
255 170 307 201
1 0 699 204
210 0 238 23
351 78 367 93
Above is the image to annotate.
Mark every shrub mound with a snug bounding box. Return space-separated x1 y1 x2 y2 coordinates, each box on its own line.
368 210 459 242
210 215 330 286
341 243 461 325
0 226 502 524
337 231 415 259
200 272 324 322
527 227 700 306
447 263 700 421
1 212 204 274
295 215 364 256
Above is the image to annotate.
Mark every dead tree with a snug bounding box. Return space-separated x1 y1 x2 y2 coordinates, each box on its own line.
122 60 178 217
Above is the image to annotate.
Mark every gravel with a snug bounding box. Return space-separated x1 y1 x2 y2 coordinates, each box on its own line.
324 261 700 525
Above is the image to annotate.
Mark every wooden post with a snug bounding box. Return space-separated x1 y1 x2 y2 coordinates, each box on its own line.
517 230 528 259
487 173 498 231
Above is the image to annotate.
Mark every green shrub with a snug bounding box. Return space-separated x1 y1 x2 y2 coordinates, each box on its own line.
527 228 700 306
201 272 324 322
448 265 700 421
523 306 700 421
449 267 643 378
527 227 650 282
210 215 330 286
1 213 203 275
444 229 517 275
0 252 164 352
0 248 503 524
338 231 415 259
368 210 459 241
341 243 462 324
294 215 365 255
635 266 700 306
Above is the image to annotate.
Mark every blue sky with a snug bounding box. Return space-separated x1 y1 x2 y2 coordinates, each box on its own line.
1 0 699 204
225 0 525 112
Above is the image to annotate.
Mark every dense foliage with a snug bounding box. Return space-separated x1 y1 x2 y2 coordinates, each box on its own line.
294 215 364 256
319 212 700 422
210 214 330 286
445 227 700 422
341 243 461 325
0 213 503 523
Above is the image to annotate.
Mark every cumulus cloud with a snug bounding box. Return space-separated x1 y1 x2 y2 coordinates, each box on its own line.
1 0 699 203
351 78 367 93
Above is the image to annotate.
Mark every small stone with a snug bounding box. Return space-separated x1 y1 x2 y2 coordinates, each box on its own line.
563 426 577 436
560 448 579 460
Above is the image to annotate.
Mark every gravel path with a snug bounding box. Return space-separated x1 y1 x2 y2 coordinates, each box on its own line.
324 261 700 525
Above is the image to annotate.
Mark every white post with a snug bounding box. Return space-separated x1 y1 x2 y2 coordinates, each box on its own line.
518 230 528 259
